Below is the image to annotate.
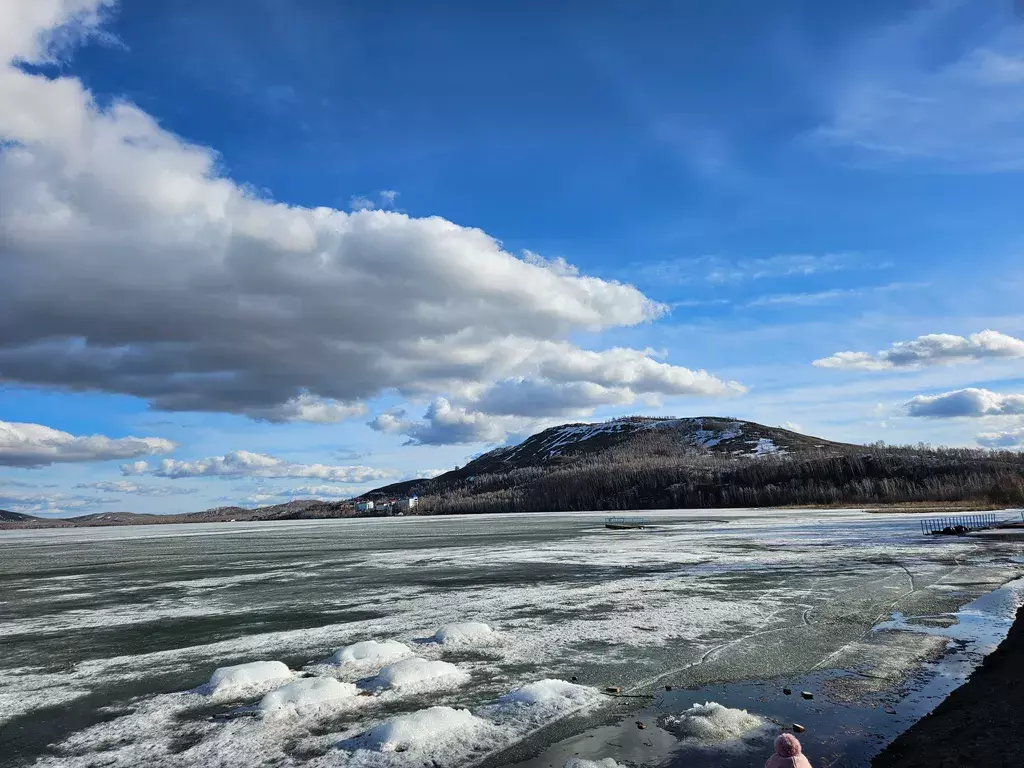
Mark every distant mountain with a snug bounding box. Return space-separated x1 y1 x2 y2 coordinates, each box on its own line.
70 512 159 524
364 416 1024 515
460 417 843 475
367 417 848 499
0 509 40 522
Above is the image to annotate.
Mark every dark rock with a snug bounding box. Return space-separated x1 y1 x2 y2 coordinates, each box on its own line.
801 691 814 700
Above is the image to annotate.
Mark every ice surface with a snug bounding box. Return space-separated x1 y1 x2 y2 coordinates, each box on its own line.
209 660 291 693
432 622 494 644
258 677 358 715
564 760 621 768
372 657 469 691
659 701 768 744
0 667 90 725
331 640 412 667
7 510 1024 768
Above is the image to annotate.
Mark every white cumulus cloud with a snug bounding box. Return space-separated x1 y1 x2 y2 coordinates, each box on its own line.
0 420 176 468
977 426 1024 449
0 4 738 425
813 330 1024 371
122 450 395 482
369 399 522 446
74 480 197 496
247 395 368 424
904 388 1024 418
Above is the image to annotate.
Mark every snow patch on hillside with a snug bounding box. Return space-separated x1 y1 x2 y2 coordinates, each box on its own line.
750 438 782 456
691 424 743 448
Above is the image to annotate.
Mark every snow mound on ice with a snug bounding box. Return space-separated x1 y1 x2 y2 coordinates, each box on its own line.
373 657 469 690
330 640 412 666
564 760 621 768
482 679 605 729
660 701 768 744
258 677 358 715
208 661 291 693
500 679 599 707
432 621 493 644
354 706 495 756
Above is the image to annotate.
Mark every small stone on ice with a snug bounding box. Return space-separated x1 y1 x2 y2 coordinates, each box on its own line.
793 723 805 733
783 688 792 695
801 691 814 700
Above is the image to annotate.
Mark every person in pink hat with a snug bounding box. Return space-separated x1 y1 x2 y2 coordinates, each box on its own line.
766 733 812 768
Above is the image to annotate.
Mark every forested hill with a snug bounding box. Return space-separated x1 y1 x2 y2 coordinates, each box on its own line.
366 416 1024 514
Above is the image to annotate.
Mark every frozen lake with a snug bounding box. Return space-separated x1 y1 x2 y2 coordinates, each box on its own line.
2 509 1023 768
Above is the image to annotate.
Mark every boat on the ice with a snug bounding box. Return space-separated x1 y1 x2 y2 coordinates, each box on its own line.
604 516 651 530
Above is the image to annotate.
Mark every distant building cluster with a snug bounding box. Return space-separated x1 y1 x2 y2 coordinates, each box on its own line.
355 496 418 515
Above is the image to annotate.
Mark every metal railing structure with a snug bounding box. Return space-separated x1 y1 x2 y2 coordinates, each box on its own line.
920 513 999 535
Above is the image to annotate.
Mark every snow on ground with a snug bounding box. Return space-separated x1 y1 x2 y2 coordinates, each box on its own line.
331 640 412 667
371 658 469 692
563 760 621 768
432 622 494 645
208 660 292 694
659 701 770 744
258 677 359 715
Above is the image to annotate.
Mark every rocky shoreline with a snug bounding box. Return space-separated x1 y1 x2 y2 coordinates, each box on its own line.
873 603 1024 768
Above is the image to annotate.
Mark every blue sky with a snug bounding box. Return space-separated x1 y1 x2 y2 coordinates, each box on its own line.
2 0 1024 516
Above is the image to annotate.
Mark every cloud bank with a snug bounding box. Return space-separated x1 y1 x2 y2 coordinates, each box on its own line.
977 426 1024 449
0 420 175 468
122 450 394 482
904 388 1024 418
75 481 197 496
814 330 1024 371
0 3 738 429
